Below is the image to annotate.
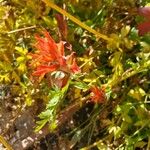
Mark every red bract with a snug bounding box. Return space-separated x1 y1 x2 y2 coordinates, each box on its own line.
90 86 106 104
32 65 59 76
138 7 150 20
55 13 68 39
137 21 150 36
137 7 150 35
30 31 80 77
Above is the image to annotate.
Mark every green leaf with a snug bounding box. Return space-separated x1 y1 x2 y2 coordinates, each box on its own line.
128 87 146 100
97 142 107 150
0 73 10 83
49 121 57 131
135 141 147 148
16 56 25 63
73 81 89 90
35 86 69 132
121 26 130 37
110 52 122 67
0 62 12 72
46 93 61 108
35 119 49 132
18 63 27 72
38 109 52 119
25 94 33 106
15 47 28 55
70 130 82 149
107 34 120 50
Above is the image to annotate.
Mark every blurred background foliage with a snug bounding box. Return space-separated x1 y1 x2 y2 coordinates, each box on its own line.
0 0 150 149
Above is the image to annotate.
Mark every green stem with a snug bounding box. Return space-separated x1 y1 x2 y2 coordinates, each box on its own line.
7 25 36 34
110 60 150 87
0 135 13 150
42 0 111 41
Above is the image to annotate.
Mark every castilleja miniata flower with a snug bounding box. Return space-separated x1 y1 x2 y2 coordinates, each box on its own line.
137 7 150 36
90 86 106 104
30 31 80 77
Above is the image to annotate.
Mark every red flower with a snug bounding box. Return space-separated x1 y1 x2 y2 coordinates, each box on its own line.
137 7 150 35
90 86 106 103
137 21 150 36
30 31 80 77
32 65 59 76
138 7 150 20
